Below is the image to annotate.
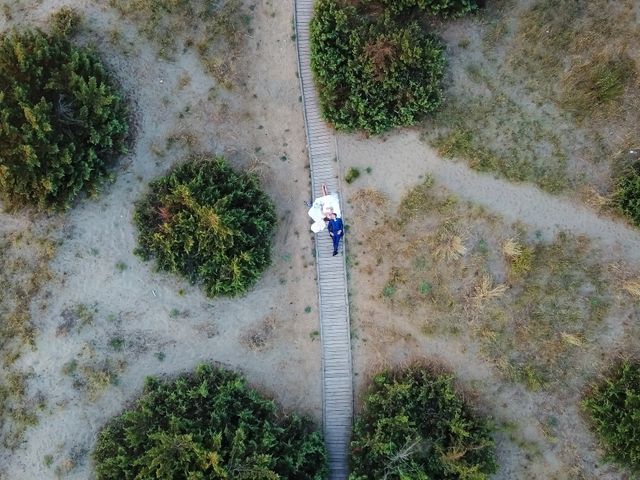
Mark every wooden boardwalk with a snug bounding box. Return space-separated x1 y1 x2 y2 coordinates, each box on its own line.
294 1 353 479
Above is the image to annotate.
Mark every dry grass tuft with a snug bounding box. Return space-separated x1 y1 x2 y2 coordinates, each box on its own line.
560 332 584 347
560 50 635 120
350 188 389 217
623 280 640 299
471 275 508 306
503 238 533 278
241 315 277 351
502 238 522 258
397 176 458 223
580 185 610 210
246 156 272 182
433 231 467 262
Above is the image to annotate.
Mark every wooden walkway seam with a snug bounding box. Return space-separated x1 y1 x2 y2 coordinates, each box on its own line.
293 1 354 479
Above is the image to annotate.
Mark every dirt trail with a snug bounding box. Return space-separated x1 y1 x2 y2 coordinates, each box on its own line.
339 130 640 266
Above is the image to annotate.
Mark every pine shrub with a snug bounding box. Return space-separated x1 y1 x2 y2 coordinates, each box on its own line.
0 29 128 209
310 0 477 134
93 364 327 479
350 365 497 479
376 0 479 17
134 156 276 297
614 161 640 227
583 361 640 473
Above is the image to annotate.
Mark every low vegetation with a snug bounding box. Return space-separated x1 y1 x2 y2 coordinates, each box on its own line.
0 29 128 209
108 0 251 86
0 229 56 447
513 0 638 120
134 156 276 297
49 6 81 37
614 160 640 227
349 179 620 390
423 0 640 208
310 0 478 134
350 365 497 479
484 232 609 389
430 120 567 193
93 364 327 479
560 52 635 120
583 361 640 473
345 167 360 184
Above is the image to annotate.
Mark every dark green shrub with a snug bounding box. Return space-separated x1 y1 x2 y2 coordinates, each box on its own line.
583 361 640 472
614 161 640 226
0 29 128 209
93 364 327 479
310 0 476 134
134 156 276 297
350 365 497 479
375 0 479 17
345 167 360 184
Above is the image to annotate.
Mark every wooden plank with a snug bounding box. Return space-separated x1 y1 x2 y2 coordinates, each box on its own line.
319 281 346 288
321 296 347 304
323 342 350 349
323 347 350 355
323 332 349 340
319 293 347 300
322 332 349 338
322 326 349 333
320 307 348 315
323 334 349 342
320 309 348 317
320 313 348 321
323 331 349 338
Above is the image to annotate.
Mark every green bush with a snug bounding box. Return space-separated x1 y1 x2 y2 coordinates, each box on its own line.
50 7 82 37
0 29 128 209
375 0 479 17
310 0 476 134
583 361 640 473
345 167 360 184
134 156 276 297
614 161 640 227
93 364 327 479
350 365 497 479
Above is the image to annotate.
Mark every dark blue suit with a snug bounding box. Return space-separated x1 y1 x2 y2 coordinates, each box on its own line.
327 217 344 254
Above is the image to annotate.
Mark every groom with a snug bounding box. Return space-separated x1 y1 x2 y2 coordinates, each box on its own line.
327 212 344 256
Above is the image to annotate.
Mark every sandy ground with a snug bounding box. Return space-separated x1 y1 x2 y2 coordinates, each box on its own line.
339 130 640 264
1 1 321 478
340 132 640 479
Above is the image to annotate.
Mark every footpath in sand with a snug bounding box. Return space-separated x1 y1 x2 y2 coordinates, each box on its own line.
340 130 640 266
